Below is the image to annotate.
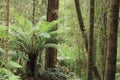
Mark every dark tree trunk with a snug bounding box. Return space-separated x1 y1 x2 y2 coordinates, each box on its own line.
74 0 88 51
26 54 37 77
105 0 119 80
45 47 57 69
87 0 94 80
45 0 59 70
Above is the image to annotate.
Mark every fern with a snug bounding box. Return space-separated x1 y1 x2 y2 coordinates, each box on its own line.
0 68 21 80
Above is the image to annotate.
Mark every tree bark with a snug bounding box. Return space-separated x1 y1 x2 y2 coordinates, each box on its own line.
87 0 94 80
74 0 101 80
100 0 108 79
105 0 119 80
26 54 37 78
45 0 59 70
74 0 88 51
4 0 10 62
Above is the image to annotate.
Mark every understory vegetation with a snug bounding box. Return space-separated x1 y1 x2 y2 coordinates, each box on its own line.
0 0 120 80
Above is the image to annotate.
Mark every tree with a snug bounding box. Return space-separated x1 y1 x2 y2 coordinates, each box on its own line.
45 0 59 69
105 0 119 80
11 18 59 79
74 0 88 51
3 0 10 62
32 0 35 25
87 0 94 80
74 0 101 80
99 0 108 79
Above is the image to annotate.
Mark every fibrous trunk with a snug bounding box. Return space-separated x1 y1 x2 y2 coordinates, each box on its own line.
26 54 37 77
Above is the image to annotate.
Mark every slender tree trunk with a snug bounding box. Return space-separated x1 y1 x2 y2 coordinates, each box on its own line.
45 0 59 70
93 39 101 80
32 0 35 25
74 0 88 51
87 0 94 80
105 0 119 80
74 0 101 80
101 0 108 79
4 0 10 62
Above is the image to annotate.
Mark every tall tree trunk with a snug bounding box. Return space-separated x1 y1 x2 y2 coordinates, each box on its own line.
4 0 10 62
100 0 108 79
105 0 119 80
74 0 88 51
87 0 94 80
74 0 101 80
45 0 59 70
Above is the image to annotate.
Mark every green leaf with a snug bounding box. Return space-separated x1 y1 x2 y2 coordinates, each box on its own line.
0 25 8 38
15 15 32 31
0 48 4 55
1 68 21 80
36 21 50 32
2 68 13 75
40 32 51 39
8 60 23 68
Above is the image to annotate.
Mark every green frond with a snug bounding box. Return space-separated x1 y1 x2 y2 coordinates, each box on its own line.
36 21 50 32
40 32 51 39
36 19 60 33
9 16 62 55
0 25 8 38
15 15 32 31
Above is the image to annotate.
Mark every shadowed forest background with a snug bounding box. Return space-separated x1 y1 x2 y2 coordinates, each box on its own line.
0 0 120 80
